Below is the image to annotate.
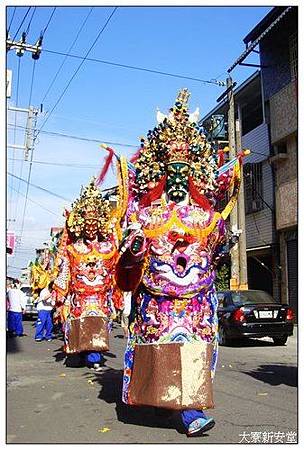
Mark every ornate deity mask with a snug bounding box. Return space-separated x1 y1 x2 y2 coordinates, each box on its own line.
131 89 218 207
166 162 190 202
84 218 99 240
66 179 111 241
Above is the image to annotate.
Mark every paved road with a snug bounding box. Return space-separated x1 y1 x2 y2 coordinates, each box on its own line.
7 319 297 444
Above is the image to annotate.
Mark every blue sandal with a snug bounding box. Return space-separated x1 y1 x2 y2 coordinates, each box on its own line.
187 417 215 437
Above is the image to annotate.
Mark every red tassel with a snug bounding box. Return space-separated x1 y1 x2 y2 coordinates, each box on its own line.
95 146 115 186
217 150 225 168
139 175 167 207
189 177 211 210
130 147 142 164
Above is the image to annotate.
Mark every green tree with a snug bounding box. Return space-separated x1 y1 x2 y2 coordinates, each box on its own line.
215 264 230 290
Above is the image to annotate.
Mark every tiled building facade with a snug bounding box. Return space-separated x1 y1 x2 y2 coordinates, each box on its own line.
200 72 280 299
255 7 298 315
201 6 298 316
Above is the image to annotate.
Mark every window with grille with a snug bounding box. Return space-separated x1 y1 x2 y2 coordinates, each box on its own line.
244 162 263 214
289 32 297 80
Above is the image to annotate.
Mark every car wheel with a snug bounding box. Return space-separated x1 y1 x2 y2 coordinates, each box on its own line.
218 326 229 346
272 336 288 346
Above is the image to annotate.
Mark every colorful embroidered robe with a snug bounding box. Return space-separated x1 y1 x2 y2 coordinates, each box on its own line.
54 237 118 353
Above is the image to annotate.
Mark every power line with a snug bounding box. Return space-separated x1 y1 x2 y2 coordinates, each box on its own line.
41 7 57 37
8 9 46 241
43 48 226 86
20 151 39 242
37 7 118 137
8 157 99 169
13 59 38 221
25 6 37 35
10 231 53 235
7 123 270 159
12 7 31 41
7 7 17 33
9 133 269 162
10 246 39 251
16 106 37 244
9 56 22 219
7 122 137 148
11 246 38 251
12 6 58 244
7 265 26 271
41 7 93 103
8 172 72 202
9 184 61 217
28 60 37 107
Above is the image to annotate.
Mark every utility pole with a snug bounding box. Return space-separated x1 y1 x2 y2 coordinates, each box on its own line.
7 106 39 161
227 76 239 290
25 107 39 160
6 30 41 160
6 32 43 59
236 105 248 290
226 76 249 290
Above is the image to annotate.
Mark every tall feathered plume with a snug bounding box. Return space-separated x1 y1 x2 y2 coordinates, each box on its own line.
95 144 115 186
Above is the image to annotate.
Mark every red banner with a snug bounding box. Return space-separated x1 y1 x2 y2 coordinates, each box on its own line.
7 232 16 255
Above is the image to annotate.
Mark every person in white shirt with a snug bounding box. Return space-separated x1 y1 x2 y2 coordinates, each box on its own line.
121 291 132 338
7 282 27 337
35 281 55 342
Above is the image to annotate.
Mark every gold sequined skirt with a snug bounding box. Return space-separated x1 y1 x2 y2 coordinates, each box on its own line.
65 316 109 353
128 341 214 409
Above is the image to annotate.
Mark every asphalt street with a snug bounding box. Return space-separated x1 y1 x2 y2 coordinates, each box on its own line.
6 319 298 444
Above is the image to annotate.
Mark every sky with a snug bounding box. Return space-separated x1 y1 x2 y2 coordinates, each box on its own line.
5 3 276 279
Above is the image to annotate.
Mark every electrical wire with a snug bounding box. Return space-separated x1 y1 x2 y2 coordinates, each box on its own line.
7 7 17 33
41 7 57 37
8 56 21 220
13 59 38 221
28 60 37 108
13 7 58 245
25 6 37 35
37 7 118 138
7 122 137 148
246 169 273 212
8 172 72 202
11 231 53 235
12 7 31 41
43 48 225 86
8 123 270 158
9 184 62 217
244 170 274 246
7 265 26 271
252 211 270 247
8 157 99 169
11 252 36 257
19 151 45 242
41 7 94 103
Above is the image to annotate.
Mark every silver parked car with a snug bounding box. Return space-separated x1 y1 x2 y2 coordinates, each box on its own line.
20 285 37 318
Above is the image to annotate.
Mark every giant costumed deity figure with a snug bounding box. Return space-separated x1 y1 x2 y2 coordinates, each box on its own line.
116 89 248 436
30 247 57 300
53 166 128 370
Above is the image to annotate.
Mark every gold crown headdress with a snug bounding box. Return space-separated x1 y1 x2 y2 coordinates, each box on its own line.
66 179 111 239
132 89 218 199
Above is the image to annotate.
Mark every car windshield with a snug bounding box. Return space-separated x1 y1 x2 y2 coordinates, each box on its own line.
231 290 277 305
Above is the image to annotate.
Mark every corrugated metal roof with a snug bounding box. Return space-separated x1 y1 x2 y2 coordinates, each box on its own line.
228 6 293 73
243 7 287 45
